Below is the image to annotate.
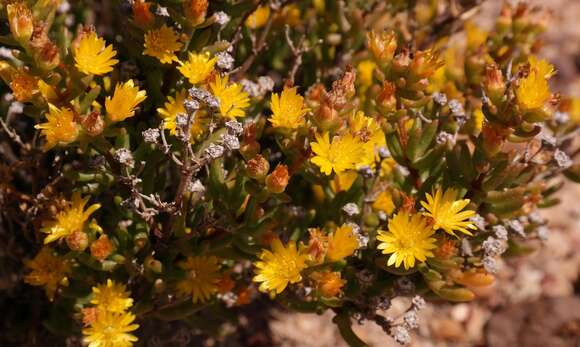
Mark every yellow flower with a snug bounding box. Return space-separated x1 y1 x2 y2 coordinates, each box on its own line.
380 157 396 177
157 89 208 140
377 212 437 270
245 6 271 29
35 104 80 151
348 111 386 168
471 106 484 133
143 25 183 64
253 238 308 295
528 56 555 79
516 56 554 112
105 80 147 122
330 171 358 192
326 224 359 262
91 279 134 313
83 310 139 347
372 190 395 215
38 80 58 103
24 247 71 301
357 60 376 87
421 188 476 236
570 98 580 124
74 31 118 75
209 74 250 119
176 256 221 303
177 51 216 85
516 70 550 111
310 132 365 175
41 192 101 244
269 86 309 129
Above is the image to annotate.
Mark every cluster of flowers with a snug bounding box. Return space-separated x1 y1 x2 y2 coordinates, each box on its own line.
1 0 580 346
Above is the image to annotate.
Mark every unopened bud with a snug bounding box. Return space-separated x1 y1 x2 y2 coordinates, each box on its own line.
314 103 340 131
240 140 261 160
81 111 104 137
7 3 34 44
246 155 270 180
90 234 114 261
409 49 442 80
184 0 208 25
132 0 154 29
65 230 89 251
376 81 397 113
484 64 505 105
144 256 163 273
265 164 289 194
367 30 397 64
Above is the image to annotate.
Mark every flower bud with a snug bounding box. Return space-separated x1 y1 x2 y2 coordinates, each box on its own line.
81 111 104 137
65 231 89 252
132 0 154 29
10 69 38 102
409 49 443 80
246 155 270 181
312 271 345 298
376 81 397 113
483 64 505 105
90 234 114 261
481 124 506 156
32 40 61 71
184 0 208 25
265 164 289 194
134 232 149 250
391 49 411 74
145 256 163 273
367 31 397 64
240 140 261 160
7 3 34 45
313 102 340 131
496 4 513 35
465 52 486 86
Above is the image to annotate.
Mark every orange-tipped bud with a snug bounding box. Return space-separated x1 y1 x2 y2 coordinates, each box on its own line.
66 231 89 252
484 64 505 105
246 155 270 180
81 111 104 137
10 69 38 102
409 49 443 80
90 234 114 261
312 271 345 298
265 164 289 194
367 30 397 64
376 81 397 113
7 3 34 44
184 0 208 25
132 0 154 29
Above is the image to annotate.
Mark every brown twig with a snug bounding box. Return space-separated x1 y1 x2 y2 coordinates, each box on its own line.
284 25 309 85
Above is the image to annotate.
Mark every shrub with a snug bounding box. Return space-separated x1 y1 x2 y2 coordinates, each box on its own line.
1 0 579 346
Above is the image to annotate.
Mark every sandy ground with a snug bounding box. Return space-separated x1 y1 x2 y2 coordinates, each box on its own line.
269 1 580 346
